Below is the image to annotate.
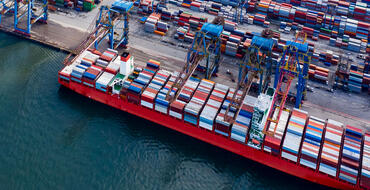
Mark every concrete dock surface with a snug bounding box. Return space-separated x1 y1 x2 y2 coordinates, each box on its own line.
0 2 369 130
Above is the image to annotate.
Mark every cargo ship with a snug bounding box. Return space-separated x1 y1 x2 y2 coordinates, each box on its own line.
58 48 370 190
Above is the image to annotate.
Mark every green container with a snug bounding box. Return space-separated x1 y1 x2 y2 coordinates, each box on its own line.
320 28 331 33
55 2 64 6
128 75 136 81
83 1 94 11
182 11 192 16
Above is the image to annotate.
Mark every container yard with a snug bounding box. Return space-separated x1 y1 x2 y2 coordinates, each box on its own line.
1 0 370 189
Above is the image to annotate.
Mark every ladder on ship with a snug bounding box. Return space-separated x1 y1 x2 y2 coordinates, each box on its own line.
263 31 310 136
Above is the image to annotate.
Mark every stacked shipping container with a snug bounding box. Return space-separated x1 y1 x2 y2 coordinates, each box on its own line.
361 133 370 188
339 125 363 184
264 108 290 156
155 72 179 114
319 119 344 177
230 95 257 143
200 83 228 132
141 69 171 109
300 116 325 170
170 77 200 119
281 109 307 163
184 79 215 125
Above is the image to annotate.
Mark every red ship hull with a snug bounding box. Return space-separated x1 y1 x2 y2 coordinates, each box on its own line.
59 78 363 190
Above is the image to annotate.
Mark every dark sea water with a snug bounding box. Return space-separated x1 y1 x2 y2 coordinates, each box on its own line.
0 32 327 190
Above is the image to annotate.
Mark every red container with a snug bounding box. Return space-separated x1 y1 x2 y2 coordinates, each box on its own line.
264 136 281 150
215 122 231 135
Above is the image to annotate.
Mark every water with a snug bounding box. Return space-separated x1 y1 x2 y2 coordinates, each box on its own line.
0 33 326 190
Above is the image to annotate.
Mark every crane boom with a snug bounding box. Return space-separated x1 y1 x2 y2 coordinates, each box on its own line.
264 31 309 136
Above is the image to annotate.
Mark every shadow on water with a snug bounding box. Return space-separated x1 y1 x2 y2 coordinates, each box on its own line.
57 87 93 147
62 116 90 147
56 86 328 190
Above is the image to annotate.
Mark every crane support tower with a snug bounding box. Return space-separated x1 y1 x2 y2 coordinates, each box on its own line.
0 0 15 24
187 21 223 79
263 31 310 137
239 30 275 94
224 29 275 122
234 0 247 23
14 0 48 35
273 31 310 108
62 0 132 66
95 0 133 50
0 0 47 36
165 19 224 103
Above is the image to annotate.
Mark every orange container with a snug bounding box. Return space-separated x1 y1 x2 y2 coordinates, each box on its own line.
316 66 329 73
181 3 190 8
154 30 165 36
220 44 226 53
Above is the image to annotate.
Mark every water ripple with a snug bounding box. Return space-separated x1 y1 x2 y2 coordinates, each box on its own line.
0 33 325 190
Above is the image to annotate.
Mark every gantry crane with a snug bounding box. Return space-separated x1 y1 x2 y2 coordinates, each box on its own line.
273 31 310 109
14 0 48 35
234 0 247 23
224 29 275 122
165 18 224 102
94 0 133 50
192 16 224 79
263 31 310 136
62 0 132 65
0 0 47 36
0 0 15 24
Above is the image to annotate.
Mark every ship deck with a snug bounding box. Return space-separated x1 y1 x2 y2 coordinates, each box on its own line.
58 77 365 190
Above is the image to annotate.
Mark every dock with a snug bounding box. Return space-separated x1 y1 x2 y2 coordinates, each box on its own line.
0 2 369 131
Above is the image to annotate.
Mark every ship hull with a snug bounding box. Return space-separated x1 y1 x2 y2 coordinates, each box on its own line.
59 78 361 190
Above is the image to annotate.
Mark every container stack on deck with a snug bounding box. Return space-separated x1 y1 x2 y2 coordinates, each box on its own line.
264 108 290 156
339 125 363 184
319 119 344 177
200 83 228 133
216 89 240 140
362 133 370 188
299 116 325 170
170 77 200 119
229 95 257 143
141 67 172 109
127 66 157 104
96 72 115 92
154 72 179 114
281 109 307 163
184 79 215 126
